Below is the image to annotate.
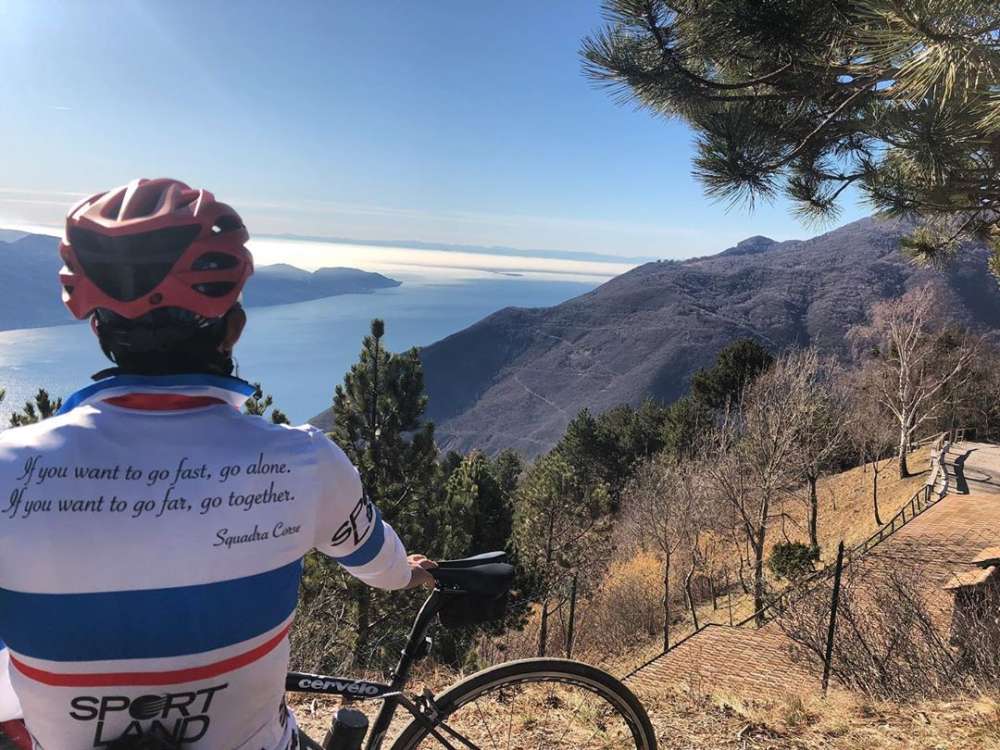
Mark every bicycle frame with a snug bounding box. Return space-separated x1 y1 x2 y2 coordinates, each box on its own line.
286 588 448 750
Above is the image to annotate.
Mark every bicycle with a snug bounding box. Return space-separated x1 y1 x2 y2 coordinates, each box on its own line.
289 552 657 750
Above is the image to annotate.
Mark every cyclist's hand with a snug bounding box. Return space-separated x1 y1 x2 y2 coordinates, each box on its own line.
405 554 437 589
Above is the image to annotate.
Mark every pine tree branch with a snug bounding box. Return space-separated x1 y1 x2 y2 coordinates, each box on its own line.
643 10 794 91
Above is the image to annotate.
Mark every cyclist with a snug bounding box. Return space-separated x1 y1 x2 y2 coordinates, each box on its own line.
0 178 435 750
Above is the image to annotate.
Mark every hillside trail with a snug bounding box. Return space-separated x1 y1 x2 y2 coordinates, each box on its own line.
627 438 1000 700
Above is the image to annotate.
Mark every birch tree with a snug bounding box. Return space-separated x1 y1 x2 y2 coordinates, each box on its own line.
850 285 975 478
846 372 898 526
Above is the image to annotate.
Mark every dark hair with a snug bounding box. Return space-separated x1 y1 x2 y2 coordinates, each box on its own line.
93 306 238 376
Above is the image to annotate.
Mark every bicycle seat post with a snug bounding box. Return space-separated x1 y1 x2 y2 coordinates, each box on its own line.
322 707 368 750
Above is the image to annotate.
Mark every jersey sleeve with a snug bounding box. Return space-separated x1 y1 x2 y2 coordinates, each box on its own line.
310 431 412 590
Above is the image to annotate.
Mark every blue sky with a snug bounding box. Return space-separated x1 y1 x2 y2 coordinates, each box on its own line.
0 1 868 258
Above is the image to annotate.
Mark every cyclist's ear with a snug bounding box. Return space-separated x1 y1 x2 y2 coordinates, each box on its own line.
220 304 246 354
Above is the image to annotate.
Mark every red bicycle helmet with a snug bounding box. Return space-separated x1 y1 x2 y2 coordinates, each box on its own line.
59 178 253 320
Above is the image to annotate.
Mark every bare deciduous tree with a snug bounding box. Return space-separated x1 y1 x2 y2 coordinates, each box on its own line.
850 285 976 478
943 339 1000 442
681 471 719 632
788 349 851 550
846 371 898 526
704 357 813 626
623 455 695 651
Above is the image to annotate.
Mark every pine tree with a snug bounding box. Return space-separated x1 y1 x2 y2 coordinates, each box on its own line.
583 1 1000 272
435 451 514 560
657 340 773 457
432 450 522 668
327 319 439 666
690 339 774 411
556 409 603 488
9 389 63 427
660 395 712 458
243 383 290 425
514 453 611 657
555 403 668 508
492 449 524 498
438 450 465 484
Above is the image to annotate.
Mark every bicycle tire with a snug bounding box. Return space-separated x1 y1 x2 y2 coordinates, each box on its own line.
390 657 656 750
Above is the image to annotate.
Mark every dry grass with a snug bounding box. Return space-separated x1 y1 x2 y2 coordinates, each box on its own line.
632 686 1000 749
289 662 642 747
290 676 1000 749
774 447 933 565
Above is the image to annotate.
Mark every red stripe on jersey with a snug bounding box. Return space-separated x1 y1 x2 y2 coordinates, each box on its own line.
10 623 291 687
103 394 230 411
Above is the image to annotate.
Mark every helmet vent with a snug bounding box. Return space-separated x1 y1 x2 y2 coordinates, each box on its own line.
193 281 236 298
192 252 239 271
101 191 126 220
211 215 243 236
126 187 165 219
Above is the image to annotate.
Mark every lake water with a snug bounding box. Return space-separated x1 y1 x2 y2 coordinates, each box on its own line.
0 238 632 423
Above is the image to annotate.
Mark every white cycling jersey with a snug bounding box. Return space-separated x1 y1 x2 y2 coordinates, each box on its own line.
0 373 412 750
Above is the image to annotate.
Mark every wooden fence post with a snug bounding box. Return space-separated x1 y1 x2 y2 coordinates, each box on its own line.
566 573 578 660
822 541 846 696
726 569 733 626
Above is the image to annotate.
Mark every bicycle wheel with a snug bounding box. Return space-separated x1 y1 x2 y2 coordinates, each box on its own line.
390 658 656 750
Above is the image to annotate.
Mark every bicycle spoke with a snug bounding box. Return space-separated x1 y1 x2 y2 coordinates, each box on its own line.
397 666 651 750
580 721 610 748
471 698 501 750
465 684 621 749
556 684 591 746
504 688 516 750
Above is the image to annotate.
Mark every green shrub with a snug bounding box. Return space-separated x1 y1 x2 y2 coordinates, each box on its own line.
768 542 820 581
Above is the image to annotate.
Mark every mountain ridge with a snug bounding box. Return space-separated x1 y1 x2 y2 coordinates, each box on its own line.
390 217 1000 456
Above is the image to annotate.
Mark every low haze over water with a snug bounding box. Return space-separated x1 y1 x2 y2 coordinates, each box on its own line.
0 238 630 424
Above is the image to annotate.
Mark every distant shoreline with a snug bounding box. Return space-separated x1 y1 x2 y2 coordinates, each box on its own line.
0 230 406 332
256 233 655 265
0 225 652 266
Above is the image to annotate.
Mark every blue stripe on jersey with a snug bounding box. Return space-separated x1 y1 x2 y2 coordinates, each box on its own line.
332 507 386 568
59 374 257 414
0 560 301 662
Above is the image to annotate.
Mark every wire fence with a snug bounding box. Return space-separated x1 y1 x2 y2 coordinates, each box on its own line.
625 429 971 685
738 429 958 627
